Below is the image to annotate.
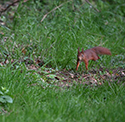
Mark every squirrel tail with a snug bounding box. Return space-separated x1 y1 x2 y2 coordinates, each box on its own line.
92 47 112 55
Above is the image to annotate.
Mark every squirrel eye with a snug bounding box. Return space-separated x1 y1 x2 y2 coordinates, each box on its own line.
81 54 84 57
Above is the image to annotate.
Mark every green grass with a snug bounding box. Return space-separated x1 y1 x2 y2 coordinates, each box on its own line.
0 0 125 121
0 65 125 121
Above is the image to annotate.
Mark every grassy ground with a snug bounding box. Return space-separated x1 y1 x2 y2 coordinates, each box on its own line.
0 0 125 121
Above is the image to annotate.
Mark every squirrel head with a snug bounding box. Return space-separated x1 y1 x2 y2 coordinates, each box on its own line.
77 48 84 61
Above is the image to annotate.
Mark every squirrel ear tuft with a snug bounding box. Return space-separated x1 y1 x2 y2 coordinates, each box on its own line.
82 48 84 53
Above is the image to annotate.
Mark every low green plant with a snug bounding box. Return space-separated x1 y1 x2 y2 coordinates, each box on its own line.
0 86 13 113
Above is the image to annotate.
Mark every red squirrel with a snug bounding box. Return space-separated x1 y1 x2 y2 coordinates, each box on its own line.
76 46 111 70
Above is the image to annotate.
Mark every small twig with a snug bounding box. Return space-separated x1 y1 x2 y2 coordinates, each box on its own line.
0 0 21 13
85 0 100 12
41 0 72 22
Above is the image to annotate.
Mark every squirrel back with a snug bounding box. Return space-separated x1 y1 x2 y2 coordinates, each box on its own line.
76 46 111 71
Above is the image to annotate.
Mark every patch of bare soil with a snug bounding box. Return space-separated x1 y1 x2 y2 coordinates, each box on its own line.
26 58 125 88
